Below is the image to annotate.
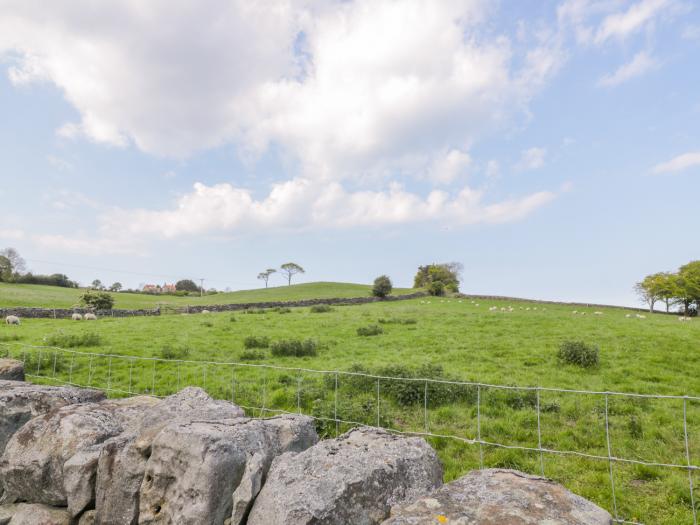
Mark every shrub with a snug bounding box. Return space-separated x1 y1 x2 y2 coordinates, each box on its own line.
243 335 270 349
160 343 191 360
378 317 417 325
245 308 269 314
428 281 445 296
44 332 102 348
270 338 318 357
80 291 115 310
557 340 599 368
310 304 333 313
357 324 383 336
377 363 476 407
201 321 213 327
372 275 393 298
240 350 266 361
275 307 292 314
229 315 237 322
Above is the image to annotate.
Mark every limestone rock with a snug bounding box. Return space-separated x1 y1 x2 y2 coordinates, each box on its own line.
0 504 20 525
79 510 96 525
94 388 245 525
0 361 23 382
139 414 318 525
247 427 443 525
7 503 71 525
382 468 613 525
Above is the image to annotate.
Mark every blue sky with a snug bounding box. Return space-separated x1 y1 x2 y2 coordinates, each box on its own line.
0 0 698 305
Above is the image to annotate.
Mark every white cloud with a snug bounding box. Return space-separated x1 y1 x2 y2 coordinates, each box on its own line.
594 0 677 44
598 51 657 86
426 150 472 184
0 229 25 240
683 24 700 40
90 180 555 241
516 147 547 171
33 234 145 257
652 152 700 174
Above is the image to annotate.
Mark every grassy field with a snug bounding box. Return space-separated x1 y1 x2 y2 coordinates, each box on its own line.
1 286 699 523
0 281 414 309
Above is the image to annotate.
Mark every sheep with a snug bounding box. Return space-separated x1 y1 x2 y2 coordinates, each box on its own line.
679 316 692 322
5 315 20 325
572 310 578 314
474 303 479 307
489 306 498 312
201 310 211 314
636 314 646 319
72 313 83 321
84 313 97 321
533 307 538 311
625 314 632 318
525 307 531 311
594 311 603 315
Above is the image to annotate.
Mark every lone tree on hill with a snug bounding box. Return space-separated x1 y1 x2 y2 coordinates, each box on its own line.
109 282 123 292
0 248 26 275
91 279 103 290
257 268 276 288
80 290 115 310
372 275 393 298
280 262 305 286
414 262 462 295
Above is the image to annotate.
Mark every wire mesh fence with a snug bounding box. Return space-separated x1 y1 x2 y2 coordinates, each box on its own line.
1 341 698 524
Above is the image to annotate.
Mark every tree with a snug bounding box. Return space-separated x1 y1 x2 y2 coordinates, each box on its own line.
0 255 11 282
91 279 103 290
678 261 700 316
110 282 123 292
280 263 305 286
80 290 115 310
0 248 26 275
634 272 667 312
176 279 199 293
413 262 461 293
372 275 393 298
257 268 277 288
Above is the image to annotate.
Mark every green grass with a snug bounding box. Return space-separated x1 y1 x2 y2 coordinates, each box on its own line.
1 293 699 523
0 281 415 309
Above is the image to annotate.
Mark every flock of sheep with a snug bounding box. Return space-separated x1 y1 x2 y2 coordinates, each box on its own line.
4 312 97 325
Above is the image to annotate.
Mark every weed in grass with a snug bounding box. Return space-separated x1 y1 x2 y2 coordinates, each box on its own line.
160 343 191 360
201 321 213 328
310 304 333 313
44 332 102 348
270 338 318 357
243 335 270 349
357 324 383 336
276 307 292 314
377 317 417 325
557 340 599 368
240 349 266 361
245 308 269 314
0 333 22 342
229 315 237 322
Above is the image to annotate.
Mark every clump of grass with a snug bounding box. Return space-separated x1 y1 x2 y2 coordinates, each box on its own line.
245 308 269 314
310 304 333 313
275 307 292 314
244 335 270 349
557 340 599 368
240 349 266 361
201 321 213 328
0 333 22 342
229 315 237 322
44 332 102 348
357 324 383 336
159 343 191 360
270 338 318 357
377 317 417 325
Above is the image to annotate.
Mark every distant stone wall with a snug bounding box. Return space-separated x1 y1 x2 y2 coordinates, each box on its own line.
0 292 427 319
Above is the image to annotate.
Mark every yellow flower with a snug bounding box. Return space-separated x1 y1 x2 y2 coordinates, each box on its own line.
436 516 448 524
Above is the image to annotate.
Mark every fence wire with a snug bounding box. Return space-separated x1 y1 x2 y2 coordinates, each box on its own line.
1 342 698 524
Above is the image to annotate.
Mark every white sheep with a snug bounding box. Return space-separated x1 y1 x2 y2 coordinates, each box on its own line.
594 311 603 315
526 307 531 311
84 313 97 321
679 316 692 322
5 315 20 325
572 310 578 314
201 309 211 314
533 307 538 311
636 314 646 319
625 314 632 318
72 313 83 321
474 303 479 307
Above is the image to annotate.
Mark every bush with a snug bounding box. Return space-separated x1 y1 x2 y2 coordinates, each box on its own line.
310 304 333 313
240 350 266 361
270 338 318 357
372 275 393 298
200 321 213 327
80 291 115 310
229 315 237 322
245 308 269 314
243 335 270 349
44 332 102 348
428 281 445 296
275 307 292 314
557 340 599 368
357 324 383 336
160 343 191 360
377 363 476 407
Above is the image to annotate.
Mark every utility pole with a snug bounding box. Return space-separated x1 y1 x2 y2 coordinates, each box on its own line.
199 278 204 297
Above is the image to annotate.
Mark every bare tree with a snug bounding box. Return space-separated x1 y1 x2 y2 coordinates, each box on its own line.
0 247 26 274
280 262 305 286
257 268 277 288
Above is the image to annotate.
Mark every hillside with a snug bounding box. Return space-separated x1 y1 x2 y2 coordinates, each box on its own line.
0 281 415 309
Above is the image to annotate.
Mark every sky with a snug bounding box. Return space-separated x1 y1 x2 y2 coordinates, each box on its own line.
0 0 699 305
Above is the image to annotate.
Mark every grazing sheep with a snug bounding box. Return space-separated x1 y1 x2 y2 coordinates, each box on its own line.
489 306 498 312
572 310 578 314
625 314 632 318
533 307 538 311
474 303 479 307
679 316 692 322
84 313 97 321
636 314 646 319
525 307 531 311
201 309 211 314
5 315 20 325
72 313 83 321
594 311 603 315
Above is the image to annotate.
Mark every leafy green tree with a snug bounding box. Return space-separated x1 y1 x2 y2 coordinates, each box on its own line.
372 275 393 298
0 248 25 275
413 262 462 293
176 279 199 292
0 255 11 282
280 263 305 286
91 279 103 290
110 282 123 292
678 261 700 316
257 268 276 288
635 272 667 312
80 291 115 310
